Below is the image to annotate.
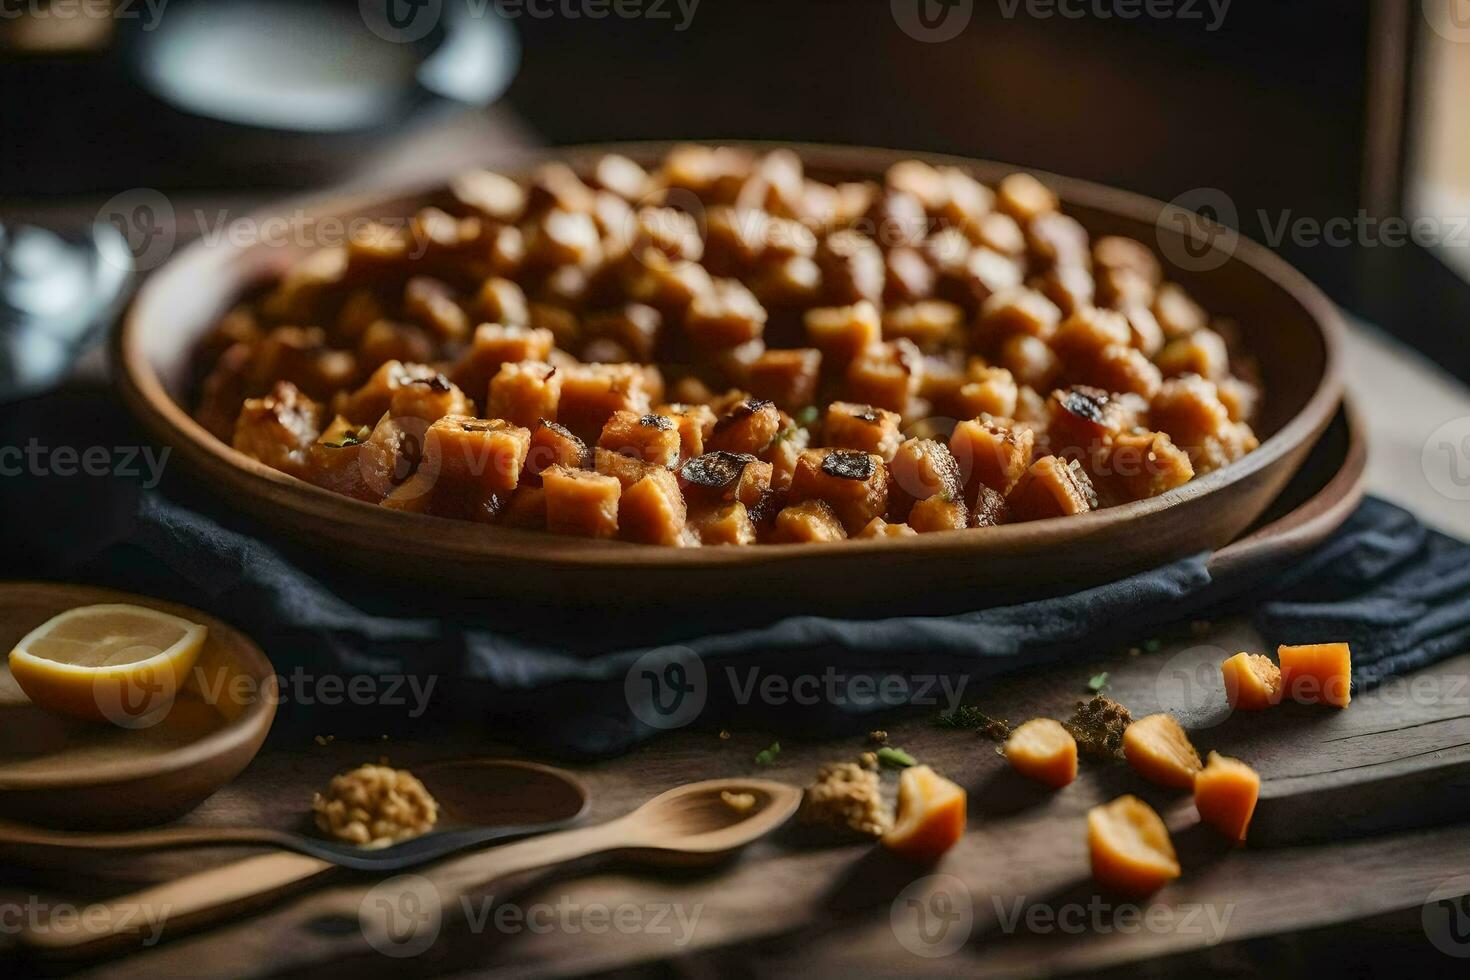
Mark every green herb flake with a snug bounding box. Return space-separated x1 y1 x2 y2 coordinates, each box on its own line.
795 405 820 427
1143 638 1162 653
1088 672 1109 693
876 746 917 768
754 741 781 766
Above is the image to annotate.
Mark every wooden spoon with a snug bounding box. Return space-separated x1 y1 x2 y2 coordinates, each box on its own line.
21 777 800 957
0 758 590 872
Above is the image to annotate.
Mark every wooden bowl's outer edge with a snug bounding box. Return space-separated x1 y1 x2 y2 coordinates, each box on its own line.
113 140 1345 572
0 582 279 792
1206 396 1367 580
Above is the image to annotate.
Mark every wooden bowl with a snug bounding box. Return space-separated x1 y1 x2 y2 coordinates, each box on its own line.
0 583 278 829
114 142 1344 608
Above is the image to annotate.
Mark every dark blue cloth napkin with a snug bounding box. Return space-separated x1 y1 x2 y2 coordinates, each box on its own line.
5 388 1469 757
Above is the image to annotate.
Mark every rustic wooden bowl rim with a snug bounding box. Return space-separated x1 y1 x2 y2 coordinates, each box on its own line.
114 141 1345 568
0 582 279 791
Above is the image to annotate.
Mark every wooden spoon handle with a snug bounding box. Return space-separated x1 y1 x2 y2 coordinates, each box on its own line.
19 851 333 958
0 817 291 851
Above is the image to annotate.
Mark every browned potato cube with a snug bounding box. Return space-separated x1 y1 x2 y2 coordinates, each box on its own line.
583 304 662 363
887 438 963 519
1155 329 1229 380
623 250 714 313
655 402 716 463
542 465 621 538
789 448 890 533
971 484 1010 527
684 278 767 348
996 173 1059 223
357 320 434 374
250 326 356 401
1152 282 1206 338
1091 430 1194 505
817 229 885 305
1008 455 1098 521
707 396 782 455
1072 344 1164 399
804 300 882 366
689 501 757 546
598 410 682 468
633 206 704 262
525 208 601 270
451 324 555 401
336 290 383 344
424 415 531 497
883 301 964 350
304 415 377 501
474 277 530 327
233 381 322 478
1216 377 1259 423
997 334 1063 391
558 363 654 439
856 517 918 539
523 419 588 482
747 348 822 411
885 247 937 303
886 159 948 211
962 247 1025 308
909 494 969 533
1037 265 1095 316
1148 376 1231 447
388 373 473 423
823 402 903 461
595 446 659 490
979 288 1062 341
864 188 928 248
763 420 810 492
952 366 1019 420
937 166 996 228
949 417 1036 498
489 361 562 428
339 360 435 425
845 340 922 414
678 450 771 507
1026 212 1091 269
1093 236 1162 284
771 499 847 543
619 468 688 546
403 277 470 343
1123 305 1166 357
1047 386 1131 459
1052 307 1132 363
450 169 525 222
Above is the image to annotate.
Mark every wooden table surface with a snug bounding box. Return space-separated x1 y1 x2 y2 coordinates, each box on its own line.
0 323 1465 978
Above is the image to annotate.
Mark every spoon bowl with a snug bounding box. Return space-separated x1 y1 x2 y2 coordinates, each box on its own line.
613 778 801 866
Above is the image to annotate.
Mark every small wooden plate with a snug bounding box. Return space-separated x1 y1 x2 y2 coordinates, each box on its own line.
115 142 1345 606
0 583 277 829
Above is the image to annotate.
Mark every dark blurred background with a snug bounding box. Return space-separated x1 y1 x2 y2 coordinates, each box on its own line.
3 0 1467 380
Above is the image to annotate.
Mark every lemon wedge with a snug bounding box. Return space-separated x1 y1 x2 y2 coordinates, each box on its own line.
8 604 208 727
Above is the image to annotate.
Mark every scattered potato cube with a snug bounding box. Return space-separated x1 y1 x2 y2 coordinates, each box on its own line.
1088 795 1180 898
1005 718 1078 788
1123 713 1203 790
846 340 923 414
451 324 556 401
1221 652 1283 711
425 415 531 498
1278 642 1352 707
1194 752 1260 843
557 363 653 440
685 278 768 348
882 765 967 863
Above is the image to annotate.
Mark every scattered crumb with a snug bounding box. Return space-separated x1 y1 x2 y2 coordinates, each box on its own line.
859 750 879 770
797 762 892 838
1065 695 1133 760
314 736 327 746
720 790 757 814
719 729 732 741
1191 620 1212 636
936 704 1012 740
868 730 889 745
1127 647 1142 657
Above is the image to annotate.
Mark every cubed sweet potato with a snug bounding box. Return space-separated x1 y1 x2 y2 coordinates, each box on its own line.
887 438 962 520
523 420 588 482
1278 642 1352 707
489 360 562 428
1220 652 1283 711
845 340 923 414
1006 455 1097 521
619 469 688 545
689 501 757 546
233 381 323 478
804 300 881 366
558 363 654 440
678 450 771 507
1123 713 1202 790
908 494 968 532
881 765 967 863
598 409 682 469
542 465 621 538
823 402 903 461
1194 752 1260 843
685 278 768 348
949 417 1035 499
747 348 822 412
856 517 918 538
707 396 782 455
450 324 555 400
770 498 848 543
1088 795 1180 898
388 373 473 424
789 448 890 533
1005 718 1078 788
424 415 531 498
